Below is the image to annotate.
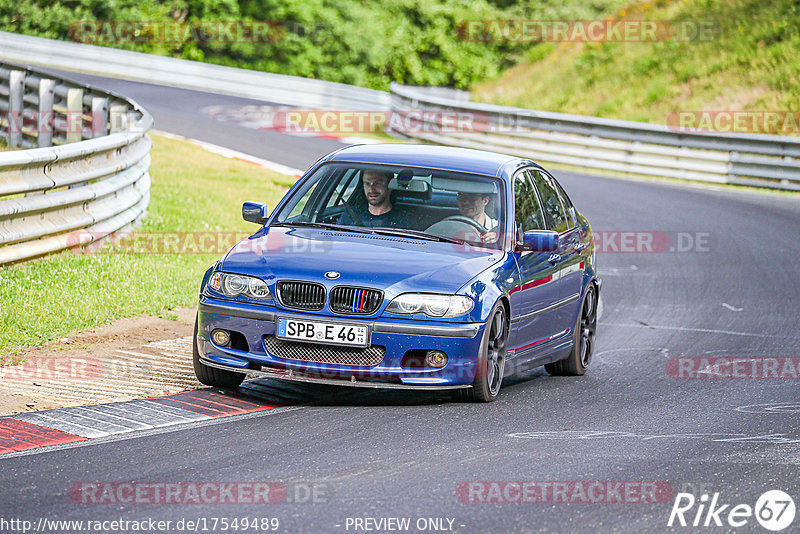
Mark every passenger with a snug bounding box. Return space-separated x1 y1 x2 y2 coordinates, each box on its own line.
337 169 409 228
457 192 497 242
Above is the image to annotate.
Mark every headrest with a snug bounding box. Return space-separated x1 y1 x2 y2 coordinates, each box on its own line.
431 177 498 194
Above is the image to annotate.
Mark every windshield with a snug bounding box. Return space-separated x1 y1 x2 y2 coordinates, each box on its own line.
273 163 506 249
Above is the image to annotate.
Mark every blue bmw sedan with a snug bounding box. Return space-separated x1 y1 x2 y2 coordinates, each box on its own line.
193 144 599 401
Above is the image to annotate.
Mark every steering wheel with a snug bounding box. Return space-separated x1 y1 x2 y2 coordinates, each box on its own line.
425 215 487 240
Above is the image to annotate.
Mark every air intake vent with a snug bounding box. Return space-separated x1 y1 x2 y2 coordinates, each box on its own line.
276 281 326 311
329 286 383 315
264 336 385 367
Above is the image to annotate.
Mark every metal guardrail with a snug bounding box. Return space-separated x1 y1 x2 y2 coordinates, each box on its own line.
3 30 797 200
389 84 800 191
0 61 152 264
0 31 389 111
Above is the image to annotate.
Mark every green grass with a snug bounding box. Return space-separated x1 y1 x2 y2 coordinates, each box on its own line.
0 133 293 357
348 131 406 143
473 0 800 133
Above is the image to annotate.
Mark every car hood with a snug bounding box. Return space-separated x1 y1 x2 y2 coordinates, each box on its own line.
221 226 503 295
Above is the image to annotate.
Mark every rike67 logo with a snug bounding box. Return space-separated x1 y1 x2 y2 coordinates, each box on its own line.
668 490 795 531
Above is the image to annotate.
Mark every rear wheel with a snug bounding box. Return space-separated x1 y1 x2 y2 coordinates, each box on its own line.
192 316 245 389
463 304 508 402
545 284 597 376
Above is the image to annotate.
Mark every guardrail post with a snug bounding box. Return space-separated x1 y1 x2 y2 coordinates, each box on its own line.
726 151 737 186
38 78 55 148
67 88 85 189
7 70 25 148
91 97 109 138
110 104 127 133
66 87 83 144
126 110 138 132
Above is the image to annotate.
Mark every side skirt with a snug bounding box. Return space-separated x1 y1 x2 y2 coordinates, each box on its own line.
504 339 573 376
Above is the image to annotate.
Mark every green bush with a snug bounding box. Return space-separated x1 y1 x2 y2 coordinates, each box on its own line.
2 0 519 89
2 0 626 90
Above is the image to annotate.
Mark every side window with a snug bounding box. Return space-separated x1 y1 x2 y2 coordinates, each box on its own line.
286 180 324 221
528 169 569 233
549 173 577 228
324 169 359 210
513 171 546 236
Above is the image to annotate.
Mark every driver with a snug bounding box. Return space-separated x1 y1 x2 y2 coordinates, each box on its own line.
337 169 408 228
457 192 497 242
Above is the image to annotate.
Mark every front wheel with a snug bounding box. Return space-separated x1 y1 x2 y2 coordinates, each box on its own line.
463 304 508 402
192 316 245 389
545 284 597 376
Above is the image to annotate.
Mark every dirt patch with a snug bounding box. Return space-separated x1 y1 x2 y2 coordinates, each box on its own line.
0 392 63 415
701 83 774 112
0 308 200 416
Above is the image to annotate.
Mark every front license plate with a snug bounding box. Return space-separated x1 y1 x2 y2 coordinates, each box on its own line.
276 317 369 347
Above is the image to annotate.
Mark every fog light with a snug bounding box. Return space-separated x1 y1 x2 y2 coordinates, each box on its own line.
425 350 447 368
211 329 231 347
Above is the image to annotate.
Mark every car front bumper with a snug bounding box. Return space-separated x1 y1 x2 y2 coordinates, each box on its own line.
196 298 486 389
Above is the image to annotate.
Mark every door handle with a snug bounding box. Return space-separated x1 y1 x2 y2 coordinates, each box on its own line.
548 253 561 264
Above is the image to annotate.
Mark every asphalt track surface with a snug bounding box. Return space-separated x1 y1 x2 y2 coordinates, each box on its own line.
2 73 800 533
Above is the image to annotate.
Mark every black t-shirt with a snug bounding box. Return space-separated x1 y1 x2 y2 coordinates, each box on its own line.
337 204 410 229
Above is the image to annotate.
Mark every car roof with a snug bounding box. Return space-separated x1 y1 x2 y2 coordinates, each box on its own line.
322 144 537 178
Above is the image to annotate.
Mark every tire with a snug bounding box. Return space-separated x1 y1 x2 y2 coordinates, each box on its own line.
461 304 508 402
192 316 245 389
545 284 597 376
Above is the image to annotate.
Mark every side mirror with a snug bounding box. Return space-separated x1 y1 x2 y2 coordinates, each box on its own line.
521 230 558 252
242 201 269 225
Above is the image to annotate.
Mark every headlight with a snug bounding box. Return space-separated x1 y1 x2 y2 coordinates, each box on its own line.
208 272 272 301
386 293 474 318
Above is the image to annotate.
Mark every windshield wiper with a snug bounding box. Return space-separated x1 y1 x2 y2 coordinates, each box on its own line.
272 221 376 235
370 227 466 245
273 222 467 245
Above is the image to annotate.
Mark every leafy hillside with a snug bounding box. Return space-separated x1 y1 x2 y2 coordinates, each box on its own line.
3 0 625 90
473 0 800 128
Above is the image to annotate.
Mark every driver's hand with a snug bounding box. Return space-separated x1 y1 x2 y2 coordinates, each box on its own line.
481 231 496 243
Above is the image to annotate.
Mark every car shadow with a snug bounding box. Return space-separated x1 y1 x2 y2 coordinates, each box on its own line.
233 365 551 407
501 365 550 387
237 377 454 406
